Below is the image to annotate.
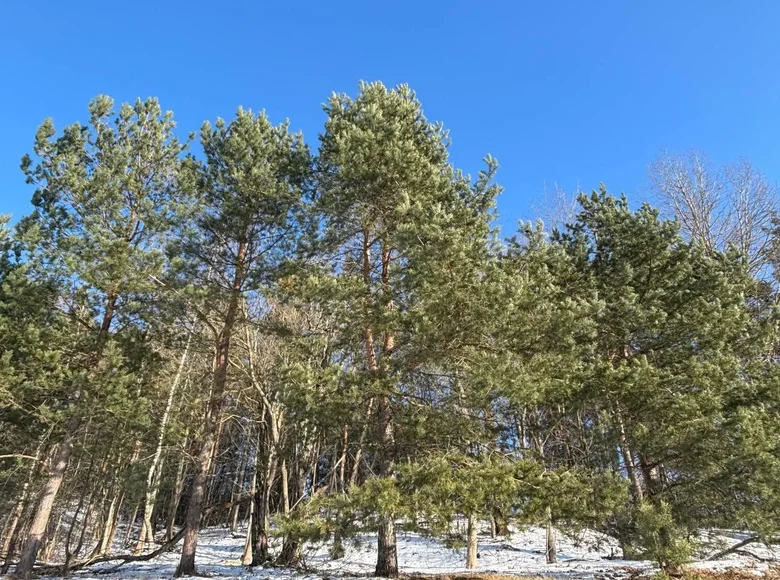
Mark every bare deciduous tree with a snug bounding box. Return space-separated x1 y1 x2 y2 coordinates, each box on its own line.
648 150 778 275
532 181 580 233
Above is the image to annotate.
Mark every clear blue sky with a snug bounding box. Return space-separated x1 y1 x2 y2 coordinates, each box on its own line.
2 0 780 233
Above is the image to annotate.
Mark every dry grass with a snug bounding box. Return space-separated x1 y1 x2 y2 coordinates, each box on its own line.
677 569 780 580
396 568 780 580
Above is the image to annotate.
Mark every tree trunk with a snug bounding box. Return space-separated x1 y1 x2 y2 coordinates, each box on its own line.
230 443 249 535
175 240 245 577
466 514 478 569
275 458 305 568
280 459 290 515
348 398 374 487
338 425 348 492
136 334 190 555
545 506 557 564
41 512 63 563
64 489 96 575
240 454 258 566
123 503 139 548
14 421 78 578
376 513 398 578
2 437 45 568
97 490 121 555
277 538 302 568
251 453 277 566
374 396 398 577
165 433 188 542
492 508 509 537
618 417 643 503
174 420 218 577
14 290 118 578
203 415 226 527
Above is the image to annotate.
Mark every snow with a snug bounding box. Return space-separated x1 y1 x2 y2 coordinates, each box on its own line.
689 531 780 574
40 524 778 580
41 523 648 580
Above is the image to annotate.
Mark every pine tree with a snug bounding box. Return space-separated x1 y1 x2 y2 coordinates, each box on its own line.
309 81 503 577
7 96 186 577
171 108 309 576
553 189 778 565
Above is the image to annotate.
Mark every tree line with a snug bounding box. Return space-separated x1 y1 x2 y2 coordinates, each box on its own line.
1 82 779 578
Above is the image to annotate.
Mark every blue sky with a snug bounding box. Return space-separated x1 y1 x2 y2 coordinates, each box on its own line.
2 0 780 233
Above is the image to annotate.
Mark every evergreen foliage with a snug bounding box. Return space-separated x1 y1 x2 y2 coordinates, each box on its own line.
1 86 779 578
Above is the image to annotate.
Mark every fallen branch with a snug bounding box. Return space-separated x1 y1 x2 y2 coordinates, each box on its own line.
32 498 248 576
35 527 186 575
706 536 761 561
705 535 780 561
733 549 772 563
0 454 47 466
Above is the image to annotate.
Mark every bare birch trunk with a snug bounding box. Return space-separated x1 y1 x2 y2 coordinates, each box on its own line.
135 334 191 555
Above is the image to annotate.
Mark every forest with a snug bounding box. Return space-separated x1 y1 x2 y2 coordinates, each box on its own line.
1 82 779 579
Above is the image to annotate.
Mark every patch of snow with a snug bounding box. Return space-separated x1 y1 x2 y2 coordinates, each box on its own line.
41 524 778 580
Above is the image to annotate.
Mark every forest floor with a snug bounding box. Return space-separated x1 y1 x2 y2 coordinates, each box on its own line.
38 525 779 580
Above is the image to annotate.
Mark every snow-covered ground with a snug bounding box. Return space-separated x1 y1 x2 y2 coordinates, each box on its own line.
42 524 778 580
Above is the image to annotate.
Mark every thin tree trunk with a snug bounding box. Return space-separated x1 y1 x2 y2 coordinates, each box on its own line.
240 456 258 566
309 439 320 493
203 415 226 526
545 505 557 564
230 442 249 535
466 514 478 569
64 489 96 575
136 334 191 555
616 411 643 503
275 456 305 568
492 508 509 536
338 425 348 492
349 398 374 486
63 453 97 574
1 440 44 570
41 512 63 563
14 295 118 578
374 243 399 578
280 459 290 514
97 490 121 555
123 503 139 548
165 431 188 542
252 454 277 565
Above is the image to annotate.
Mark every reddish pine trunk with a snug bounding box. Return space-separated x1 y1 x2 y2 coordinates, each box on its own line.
175 242 246 577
